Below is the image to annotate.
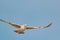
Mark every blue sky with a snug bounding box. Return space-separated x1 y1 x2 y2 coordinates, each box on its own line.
0 0 60 40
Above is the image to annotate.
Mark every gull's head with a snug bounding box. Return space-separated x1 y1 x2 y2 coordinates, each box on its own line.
22 24 27 27
24 24 27 26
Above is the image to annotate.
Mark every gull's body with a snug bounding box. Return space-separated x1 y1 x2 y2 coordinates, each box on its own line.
0 19 52 34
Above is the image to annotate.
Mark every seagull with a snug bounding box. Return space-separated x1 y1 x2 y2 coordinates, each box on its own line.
0 19 52 34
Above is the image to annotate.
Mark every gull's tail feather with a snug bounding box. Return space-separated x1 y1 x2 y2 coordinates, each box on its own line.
0 19 8 23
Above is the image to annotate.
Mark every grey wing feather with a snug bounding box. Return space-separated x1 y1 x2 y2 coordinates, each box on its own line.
0 19 8 23
43 23 52 28
39 23 52 29
0 19 20 28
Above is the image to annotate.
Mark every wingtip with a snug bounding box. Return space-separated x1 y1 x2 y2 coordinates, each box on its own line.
46 22 52 27
0 19 3 21
49 22 52 26
0 19 7 23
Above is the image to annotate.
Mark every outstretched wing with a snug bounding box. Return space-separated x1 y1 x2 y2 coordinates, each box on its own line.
42 23 52 28
26 26 39 30
39 23 52 29
0 19 21 28
26 23 52 30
